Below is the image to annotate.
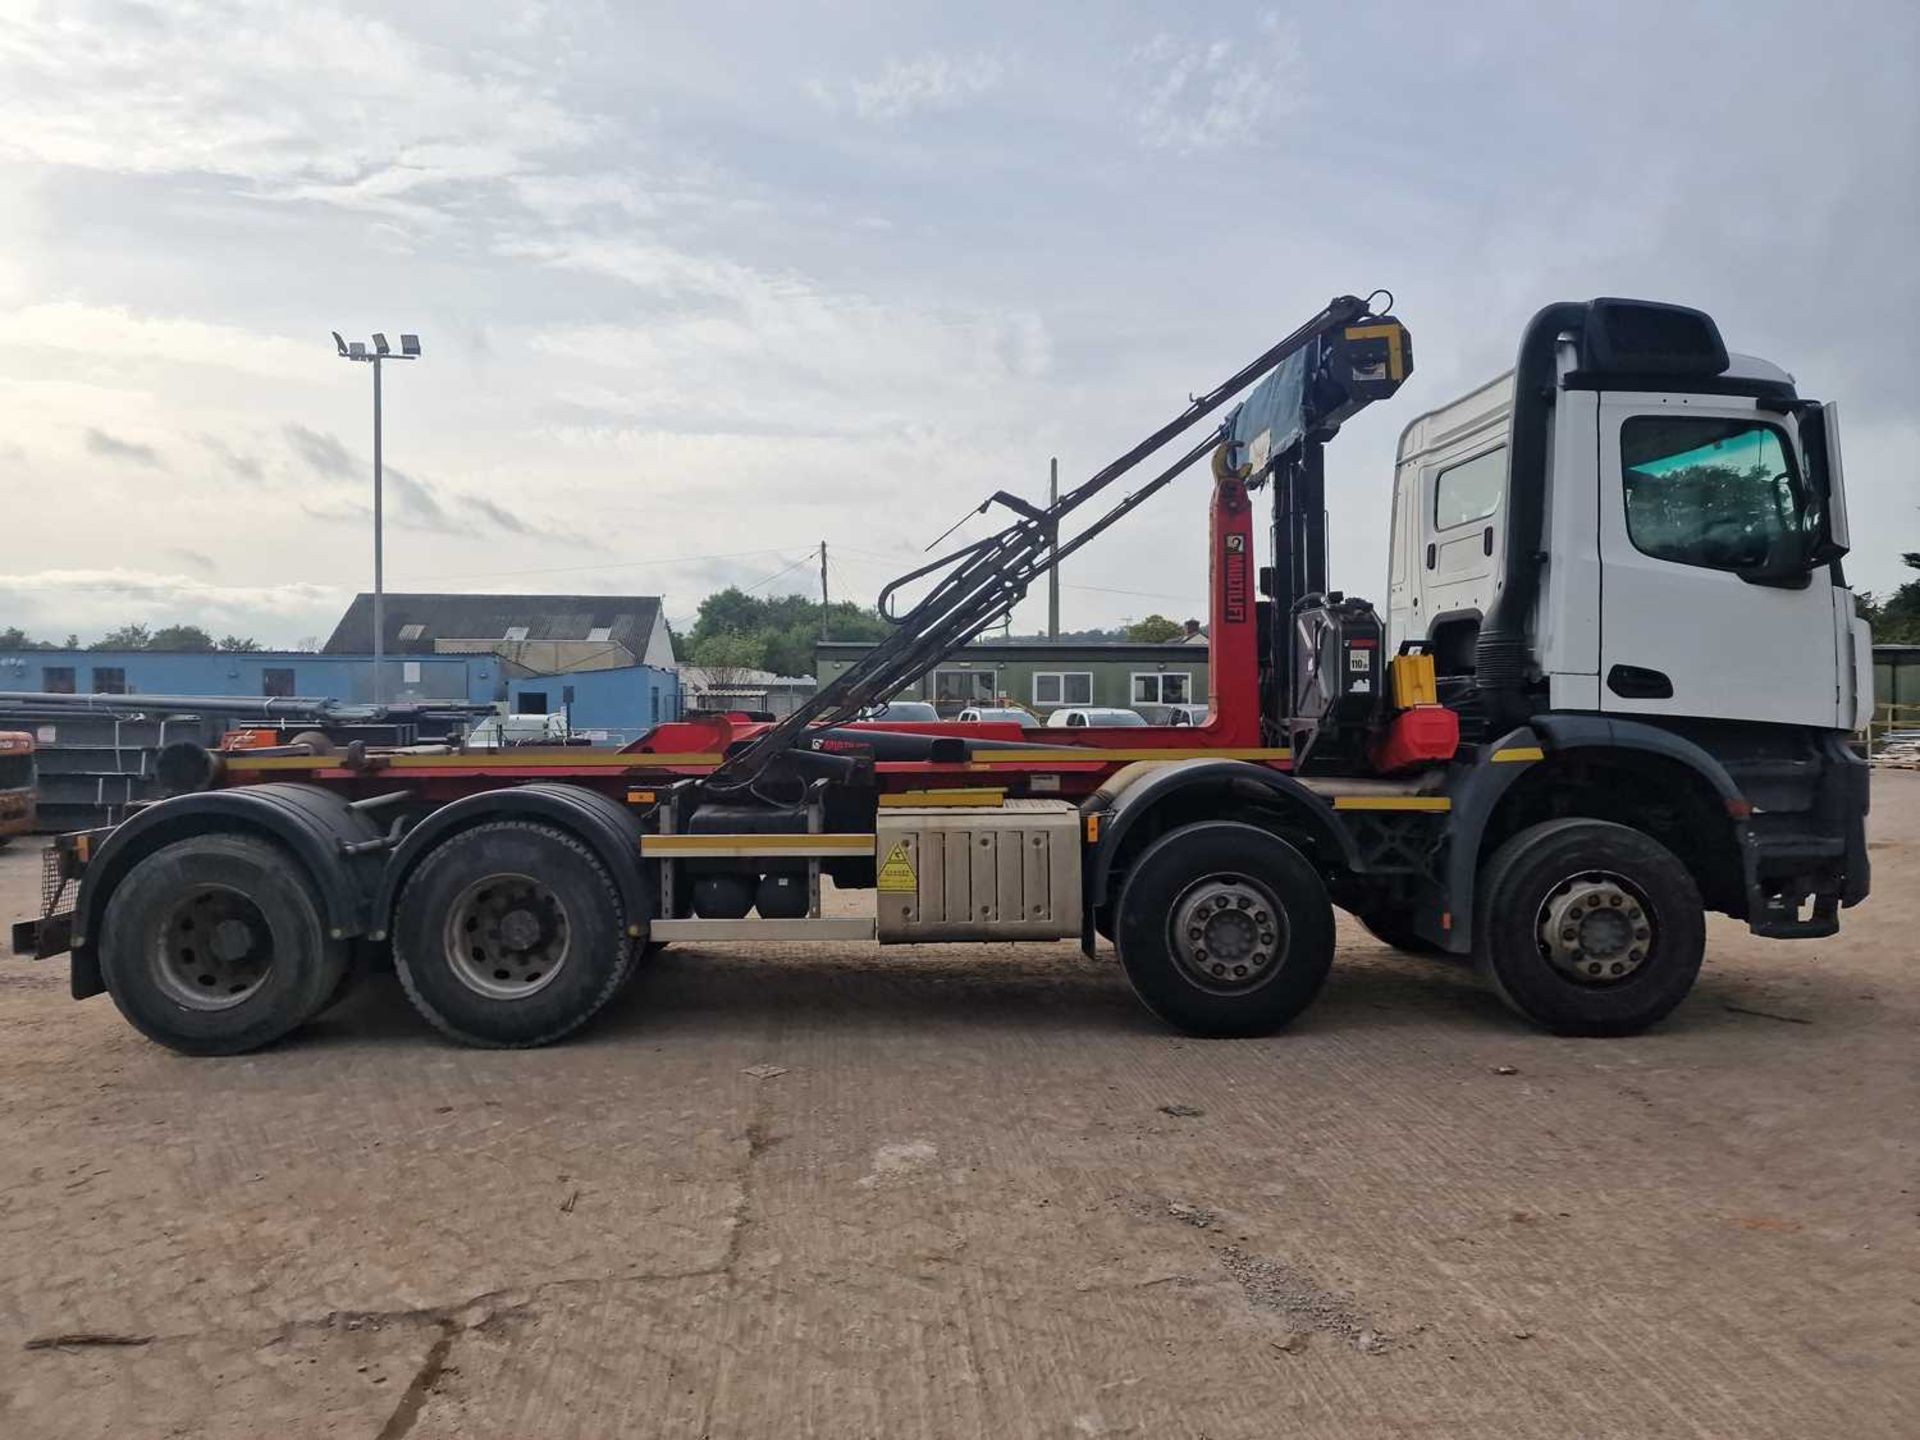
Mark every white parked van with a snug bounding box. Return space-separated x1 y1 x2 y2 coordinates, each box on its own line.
1045 707 1148 729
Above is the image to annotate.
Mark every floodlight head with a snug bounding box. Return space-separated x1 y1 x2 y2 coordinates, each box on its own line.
400 333 421 357
331 330 349 357
348 341 368 359
372 332 391 355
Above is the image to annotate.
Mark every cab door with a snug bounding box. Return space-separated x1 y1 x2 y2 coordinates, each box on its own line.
1596 394 1840 728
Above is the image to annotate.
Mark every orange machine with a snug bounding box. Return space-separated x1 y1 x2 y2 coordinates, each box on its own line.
0 731 37 842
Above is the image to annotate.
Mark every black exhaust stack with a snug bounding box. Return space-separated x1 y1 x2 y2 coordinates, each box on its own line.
1474 301 1588 730
1476 298 1730 730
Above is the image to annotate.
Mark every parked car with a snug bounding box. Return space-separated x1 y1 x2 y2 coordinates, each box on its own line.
1135 702 1210 726
1044 707 1149 728
857 700 941 724
465 712 572 749
956 706 1041 728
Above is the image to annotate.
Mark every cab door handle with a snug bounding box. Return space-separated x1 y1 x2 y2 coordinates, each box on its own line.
1607 664 1673 699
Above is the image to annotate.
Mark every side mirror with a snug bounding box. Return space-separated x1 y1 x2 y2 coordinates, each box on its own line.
1800 401 1850 566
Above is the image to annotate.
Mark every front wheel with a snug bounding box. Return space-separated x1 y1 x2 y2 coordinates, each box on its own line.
1475 819 1705 1036
1114 822 1334 1037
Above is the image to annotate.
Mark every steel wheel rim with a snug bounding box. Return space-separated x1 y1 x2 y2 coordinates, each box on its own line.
444 872 571 1000
1535 870 1654 985
152 885 274 1011
1168 873 1288 993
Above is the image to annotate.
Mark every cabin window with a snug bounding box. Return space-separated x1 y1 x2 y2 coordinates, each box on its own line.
1434 447 1505 530
1621 417 1811 572
932 670 995 706
1032 672 1092 707
1131 672 1191 705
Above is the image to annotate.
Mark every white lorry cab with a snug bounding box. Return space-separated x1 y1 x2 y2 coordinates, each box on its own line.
1387 307 1870 732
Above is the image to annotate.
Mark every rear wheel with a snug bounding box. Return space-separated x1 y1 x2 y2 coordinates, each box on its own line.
393 821 634 1048
98 834 347 1055
1475 819 1705 1036
1114 822 1334 1037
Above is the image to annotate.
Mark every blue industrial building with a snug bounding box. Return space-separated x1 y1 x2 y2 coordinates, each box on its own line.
2 592 683 743
507 665 680 742
0 648 681 742
0 649 500 705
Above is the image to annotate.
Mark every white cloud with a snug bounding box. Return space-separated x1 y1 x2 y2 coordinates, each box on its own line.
0 302 315 379
812 53 1006 122
0 568 347 642
1131 13 1304 152
516 236 1052 440
0 1 585 202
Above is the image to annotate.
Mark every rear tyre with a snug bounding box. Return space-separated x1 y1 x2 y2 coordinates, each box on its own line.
1475 819 1705 1036
1354 904 1446 956
98 834 347 1055
393 821 634 1048
1115 822 1334 1037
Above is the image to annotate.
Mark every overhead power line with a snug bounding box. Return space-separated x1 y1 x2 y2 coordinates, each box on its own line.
395 545 794 586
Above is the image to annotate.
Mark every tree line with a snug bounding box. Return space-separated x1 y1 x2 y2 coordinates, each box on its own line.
0 623 265 652
683 587 1198 677
1857 553 1920 644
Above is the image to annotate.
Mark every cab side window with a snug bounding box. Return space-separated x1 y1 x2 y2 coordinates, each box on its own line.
1433 448 1504 529
1621 417 1811 572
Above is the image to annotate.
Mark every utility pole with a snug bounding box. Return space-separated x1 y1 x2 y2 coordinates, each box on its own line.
1047 456 1060 640
372 358 383 703
332 330 420 705
819 541 830 642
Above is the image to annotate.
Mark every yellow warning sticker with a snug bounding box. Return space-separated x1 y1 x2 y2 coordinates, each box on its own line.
876 841 918 893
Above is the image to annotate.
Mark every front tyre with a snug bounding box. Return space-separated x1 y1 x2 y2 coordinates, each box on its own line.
393 821 635 1048
1475 819 1705 1036
1115 822 1334 1038
98 834 347 1055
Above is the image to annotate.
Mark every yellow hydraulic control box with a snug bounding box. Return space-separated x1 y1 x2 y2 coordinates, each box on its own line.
1389 653 1438 709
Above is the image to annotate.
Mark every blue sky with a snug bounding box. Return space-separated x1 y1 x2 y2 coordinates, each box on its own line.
1 0 1914 644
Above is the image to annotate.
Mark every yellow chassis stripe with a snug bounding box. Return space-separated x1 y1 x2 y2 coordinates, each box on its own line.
1331 795 1451 812
1490 746 1545 763
641 833 873 856
234 746 1285 773
231 751 726 771
879 788 1006 808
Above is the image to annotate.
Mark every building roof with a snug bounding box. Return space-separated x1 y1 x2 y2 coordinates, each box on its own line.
324 593 663 656
681 666 817 691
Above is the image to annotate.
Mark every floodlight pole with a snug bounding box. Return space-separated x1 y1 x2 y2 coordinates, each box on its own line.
331 331 419 707
372 355 384 705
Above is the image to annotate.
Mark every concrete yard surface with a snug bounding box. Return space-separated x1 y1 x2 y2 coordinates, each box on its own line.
1 776 1915 1438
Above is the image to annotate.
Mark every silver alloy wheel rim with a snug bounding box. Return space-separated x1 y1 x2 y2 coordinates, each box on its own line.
1536 870 1654 984
1168 875 1287 993
444 872 571 1000
153 885 274 1011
